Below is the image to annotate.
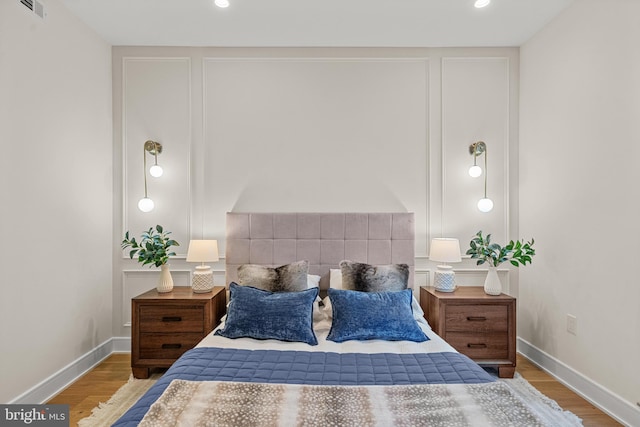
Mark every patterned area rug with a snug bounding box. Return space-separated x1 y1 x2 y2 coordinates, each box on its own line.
79 373 582 427
138 373 582 426
77 374 161 427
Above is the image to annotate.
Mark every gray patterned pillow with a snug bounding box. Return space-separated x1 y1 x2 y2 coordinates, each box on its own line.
339 260 409 292
237 260 309 292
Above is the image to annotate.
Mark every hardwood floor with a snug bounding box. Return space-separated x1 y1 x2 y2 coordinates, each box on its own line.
47 353 132 426
515 354 622 426
48 353 621 426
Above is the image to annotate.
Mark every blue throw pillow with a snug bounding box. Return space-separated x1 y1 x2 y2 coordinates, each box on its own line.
326 288 429 343
215 282 319 345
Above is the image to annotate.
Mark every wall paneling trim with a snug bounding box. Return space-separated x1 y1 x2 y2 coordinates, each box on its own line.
113 47 519 338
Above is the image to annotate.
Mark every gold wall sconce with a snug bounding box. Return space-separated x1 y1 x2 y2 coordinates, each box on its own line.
138 140 163 213
468 141 493 213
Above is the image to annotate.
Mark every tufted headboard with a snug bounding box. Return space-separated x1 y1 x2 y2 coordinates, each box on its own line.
225 212 415 292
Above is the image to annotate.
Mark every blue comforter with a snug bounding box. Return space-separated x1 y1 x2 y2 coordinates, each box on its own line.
113 347 495 426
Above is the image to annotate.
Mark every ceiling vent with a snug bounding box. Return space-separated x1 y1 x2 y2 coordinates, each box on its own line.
20 0 45 18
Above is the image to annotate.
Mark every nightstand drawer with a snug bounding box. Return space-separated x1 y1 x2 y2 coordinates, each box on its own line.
446 332 509 359
444 305 508 332
139 305 205 333
139 333 203 359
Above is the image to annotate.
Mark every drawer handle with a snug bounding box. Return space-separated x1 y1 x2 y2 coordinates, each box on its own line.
161 343 182 349
162 316 182 322
467 316 487 322
467 343 487 349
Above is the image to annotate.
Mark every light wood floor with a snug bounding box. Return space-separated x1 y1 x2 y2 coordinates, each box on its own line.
48 353 621 426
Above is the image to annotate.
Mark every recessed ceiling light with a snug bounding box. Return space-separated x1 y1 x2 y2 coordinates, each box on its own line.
474 0 491 8
214 0 229 8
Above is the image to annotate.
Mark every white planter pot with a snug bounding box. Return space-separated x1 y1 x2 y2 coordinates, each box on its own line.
484 266 502 295
157 264 174 293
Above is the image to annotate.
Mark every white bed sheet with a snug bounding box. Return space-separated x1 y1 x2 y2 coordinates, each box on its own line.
196 310 457 354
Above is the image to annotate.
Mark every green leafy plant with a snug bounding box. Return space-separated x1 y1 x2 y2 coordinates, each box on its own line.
466 231 535 267
122 225 179 267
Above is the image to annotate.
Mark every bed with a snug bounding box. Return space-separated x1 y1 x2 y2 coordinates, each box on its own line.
113 213 581 426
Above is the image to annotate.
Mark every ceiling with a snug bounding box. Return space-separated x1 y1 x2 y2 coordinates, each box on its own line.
59 0 573 47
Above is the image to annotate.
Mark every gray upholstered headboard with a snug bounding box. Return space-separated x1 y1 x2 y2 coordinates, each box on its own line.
225 212 415 291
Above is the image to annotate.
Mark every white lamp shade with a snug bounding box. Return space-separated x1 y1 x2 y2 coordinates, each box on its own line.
429 238 462 263
186 240 219 263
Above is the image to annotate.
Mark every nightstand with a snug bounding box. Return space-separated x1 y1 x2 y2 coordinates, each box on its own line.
420 286 516 378
131 286 227 379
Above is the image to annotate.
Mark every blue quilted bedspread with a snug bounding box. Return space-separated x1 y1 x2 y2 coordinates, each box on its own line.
113 347 495 426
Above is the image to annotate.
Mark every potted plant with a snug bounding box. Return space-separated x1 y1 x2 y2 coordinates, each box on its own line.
466 231 535 295
122 225 180 293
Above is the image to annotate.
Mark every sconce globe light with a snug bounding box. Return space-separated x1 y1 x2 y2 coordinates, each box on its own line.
478 198 494 213
468 165 482 178
149 164 163 178
138 140 164 213
468 141 493 213
214 0 229 8
474 0 491 8
137 197 155 213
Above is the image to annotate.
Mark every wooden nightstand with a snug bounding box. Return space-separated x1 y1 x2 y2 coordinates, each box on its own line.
420 286 516 378
131 286 227 379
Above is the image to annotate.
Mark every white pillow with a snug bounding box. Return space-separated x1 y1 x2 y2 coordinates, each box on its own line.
307 274 323 322
307 274 321 289
329 268 343 289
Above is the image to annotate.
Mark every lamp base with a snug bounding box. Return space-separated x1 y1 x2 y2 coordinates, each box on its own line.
191 265 214 293
434 266 456 292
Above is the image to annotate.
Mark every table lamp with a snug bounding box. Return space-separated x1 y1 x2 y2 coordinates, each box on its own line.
186 240 219 293
429 238 462 292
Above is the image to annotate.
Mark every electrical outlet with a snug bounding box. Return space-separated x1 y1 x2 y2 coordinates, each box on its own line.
567 314 577 335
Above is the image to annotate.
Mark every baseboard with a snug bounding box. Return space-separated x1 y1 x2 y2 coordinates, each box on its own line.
9 338 118 404
518 337 639 427
111 336 131 353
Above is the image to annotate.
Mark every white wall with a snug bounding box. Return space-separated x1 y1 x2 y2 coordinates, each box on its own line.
111 46 519 336
0 0 112 403
520 0 640 421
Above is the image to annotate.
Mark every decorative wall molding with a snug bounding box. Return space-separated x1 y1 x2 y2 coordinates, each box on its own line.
440 56 510 243
414 268 431 288
113 46 519 342
121 56 193 258
518 338 639 427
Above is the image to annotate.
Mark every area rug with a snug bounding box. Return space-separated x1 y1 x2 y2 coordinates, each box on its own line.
501 373 582 425
77 374 161 427
79 373 581 426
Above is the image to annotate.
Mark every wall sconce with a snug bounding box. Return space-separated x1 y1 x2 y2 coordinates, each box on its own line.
429 238 462 292
468 141 494 213
138 140 163 213
186 240 219 293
